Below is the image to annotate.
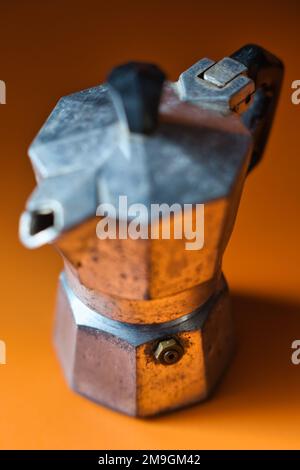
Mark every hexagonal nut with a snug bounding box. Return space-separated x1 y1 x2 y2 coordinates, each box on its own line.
154 339 184 365
54 275 234 417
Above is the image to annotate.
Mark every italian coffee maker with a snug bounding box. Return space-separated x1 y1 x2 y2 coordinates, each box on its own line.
20 44 283 416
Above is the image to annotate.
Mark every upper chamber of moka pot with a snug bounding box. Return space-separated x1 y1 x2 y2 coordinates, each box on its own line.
19 59 253 324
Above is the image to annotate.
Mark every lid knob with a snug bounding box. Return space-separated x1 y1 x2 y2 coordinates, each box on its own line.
107 62 166 134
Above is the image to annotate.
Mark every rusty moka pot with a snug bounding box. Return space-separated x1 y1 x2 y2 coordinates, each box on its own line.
19 45 283 416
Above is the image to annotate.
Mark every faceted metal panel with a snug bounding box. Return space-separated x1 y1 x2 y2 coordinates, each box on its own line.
54 275 234 416
21 82 252 247
55 178 245 322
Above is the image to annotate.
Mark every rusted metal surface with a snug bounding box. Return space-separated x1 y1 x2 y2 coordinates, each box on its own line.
55 176 246 325
54 275 233 416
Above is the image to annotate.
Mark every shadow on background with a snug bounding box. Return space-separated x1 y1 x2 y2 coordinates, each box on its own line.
162 293 300 424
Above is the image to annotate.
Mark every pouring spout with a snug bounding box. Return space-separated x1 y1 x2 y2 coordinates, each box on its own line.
19 202 64 249
19 171 96 249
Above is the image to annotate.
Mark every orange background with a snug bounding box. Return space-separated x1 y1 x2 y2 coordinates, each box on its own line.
0 0 300 449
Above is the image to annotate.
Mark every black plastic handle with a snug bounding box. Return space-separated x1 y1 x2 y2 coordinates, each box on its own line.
230 44 284 171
